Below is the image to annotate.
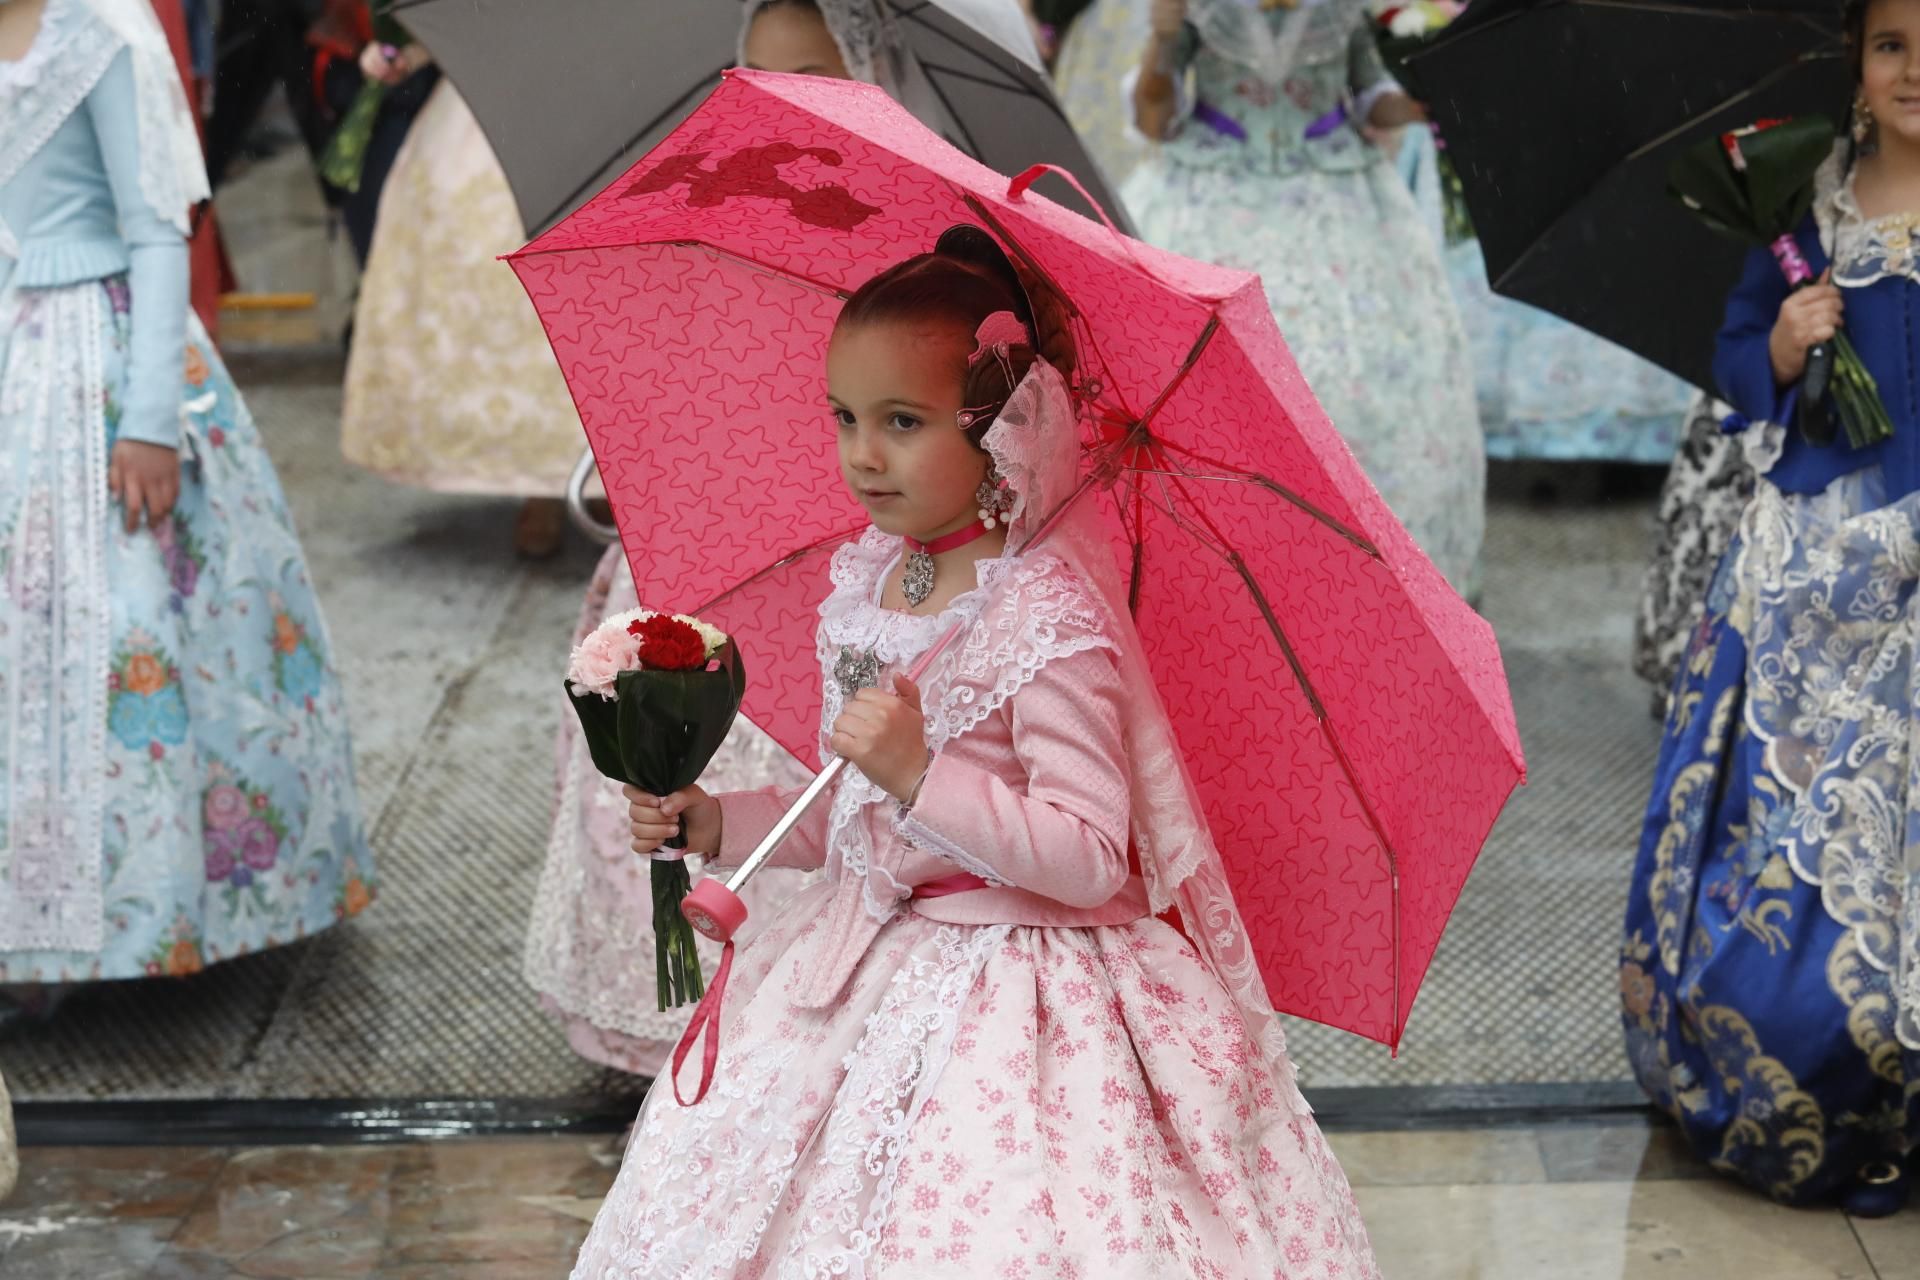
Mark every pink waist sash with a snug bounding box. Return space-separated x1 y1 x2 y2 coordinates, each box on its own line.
909 872 1152 928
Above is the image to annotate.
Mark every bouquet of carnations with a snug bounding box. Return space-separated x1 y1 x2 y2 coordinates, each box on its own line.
1669 115 1893 449
566 608 745 1010
1370 0 1474 243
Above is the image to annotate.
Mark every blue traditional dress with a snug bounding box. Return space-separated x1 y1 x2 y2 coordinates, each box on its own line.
1121 0 1484 596
0 0 372 983
1624 147 1920 1204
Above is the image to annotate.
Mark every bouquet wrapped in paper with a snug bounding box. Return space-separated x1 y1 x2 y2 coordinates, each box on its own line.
1669 115 1894 448
566 608 745 1010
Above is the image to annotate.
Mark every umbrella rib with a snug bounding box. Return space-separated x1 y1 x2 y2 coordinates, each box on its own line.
691 525 869 615
520 238 849 302
914 65 986 159
1134 436 1382 555
663 242 851 300
915 62 1032 94
1616 47 1844 167
1140 459 1407 1048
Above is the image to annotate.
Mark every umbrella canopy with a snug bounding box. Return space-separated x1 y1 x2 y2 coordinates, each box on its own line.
391 0 1130 236
509 69 1524 1046
1411 0 1850 392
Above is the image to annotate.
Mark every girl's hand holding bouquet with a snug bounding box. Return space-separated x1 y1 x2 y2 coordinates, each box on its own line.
567 607 746 1009
626 784 720 858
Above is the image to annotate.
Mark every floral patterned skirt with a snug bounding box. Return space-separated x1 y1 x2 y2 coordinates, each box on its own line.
1122 154 1484 598
572 882 1379 1279
1623 468 1920 1204
0 276 372 982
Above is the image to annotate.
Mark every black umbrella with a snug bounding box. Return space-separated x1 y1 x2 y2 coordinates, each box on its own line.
389 0 1132 238
1409 0 1850 393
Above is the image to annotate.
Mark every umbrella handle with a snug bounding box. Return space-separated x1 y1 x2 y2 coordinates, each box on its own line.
566 448 617 545
1007 164 1127 242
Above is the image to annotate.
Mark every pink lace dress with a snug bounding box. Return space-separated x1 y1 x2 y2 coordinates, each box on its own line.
570 531 1378 1279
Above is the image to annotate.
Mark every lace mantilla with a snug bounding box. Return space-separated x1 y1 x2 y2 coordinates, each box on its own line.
736 0 894 91
0 0 120 262
1832 164 1920 289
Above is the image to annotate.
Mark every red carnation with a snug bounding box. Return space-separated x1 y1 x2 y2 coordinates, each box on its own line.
627 614 709 671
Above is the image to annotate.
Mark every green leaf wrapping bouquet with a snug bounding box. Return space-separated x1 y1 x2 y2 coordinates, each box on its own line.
566 608 746 1010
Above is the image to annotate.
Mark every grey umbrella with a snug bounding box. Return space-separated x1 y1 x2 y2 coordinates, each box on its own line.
390 0 1133 238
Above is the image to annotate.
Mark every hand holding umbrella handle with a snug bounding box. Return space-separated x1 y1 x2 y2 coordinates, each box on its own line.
680 756 848 944
1797 338 1838 447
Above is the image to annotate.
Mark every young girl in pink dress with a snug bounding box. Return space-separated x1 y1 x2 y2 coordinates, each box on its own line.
570 228 1377 1277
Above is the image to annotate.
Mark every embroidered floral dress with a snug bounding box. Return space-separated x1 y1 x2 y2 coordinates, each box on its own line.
571 528 1376 1278
1623 151 1920 1204
0 0 372 982
1120 0 1483 596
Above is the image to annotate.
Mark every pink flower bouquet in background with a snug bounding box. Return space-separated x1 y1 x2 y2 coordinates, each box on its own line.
566 608 745 1009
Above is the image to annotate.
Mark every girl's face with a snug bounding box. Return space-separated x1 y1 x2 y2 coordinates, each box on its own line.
1863 0 1920 149
742 3 852 79
828 319 992 543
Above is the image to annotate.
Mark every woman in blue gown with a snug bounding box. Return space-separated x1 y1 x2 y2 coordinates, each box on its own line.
0 0 372 986
1623 0 1920 1214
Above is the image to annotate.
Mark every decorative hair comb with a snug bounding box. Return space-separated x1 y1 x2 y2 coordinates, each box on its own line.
957 311 1032 429
967 310 1030 368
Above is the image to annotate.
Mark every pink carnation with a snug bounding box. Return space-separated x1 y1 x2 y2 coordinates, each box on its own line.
567 611 646 699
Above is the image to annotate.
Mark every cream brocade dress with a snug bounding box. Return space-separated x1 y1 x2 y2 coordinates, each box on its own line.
340 83 583 496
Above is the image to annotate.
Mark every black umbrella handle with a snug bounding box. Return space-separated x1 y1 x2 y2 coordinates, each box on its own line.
1790 280 1839 448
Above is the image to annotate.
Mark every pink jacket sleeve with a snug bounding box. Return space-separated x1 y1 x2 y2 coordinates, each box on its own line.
895 646 1131 908
709 784 830 873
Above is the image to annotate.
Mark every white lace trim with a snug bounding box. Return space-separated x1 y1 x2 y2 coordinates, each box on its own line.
893 809 1013 886
1732 474 1920 1048
574 922 1005 1277
815 528 1116 912
776 924 1006 1277
0 280 110 952
0 0 120 262
1831 161 1920 289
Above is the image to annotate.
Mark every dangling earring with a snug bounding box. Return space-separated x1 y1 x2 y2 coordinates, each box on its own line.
1854 89 1876 147
975 463 1016 530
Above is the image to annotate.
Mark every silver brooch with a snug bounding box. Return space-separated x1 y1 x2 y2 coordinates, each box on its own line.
902 550 936 607
834 646 880 696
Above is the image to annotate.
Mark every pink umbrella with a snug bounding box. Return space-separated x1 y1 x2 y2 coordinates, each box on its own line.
509 69 1524 1048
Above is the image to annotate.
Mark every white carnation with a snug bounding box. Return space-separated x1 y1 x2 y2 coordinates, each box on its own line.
676 614 732 657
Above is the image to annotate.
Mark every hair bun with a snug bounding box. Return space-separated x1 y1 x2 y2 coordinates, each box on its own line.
935 224 1076 382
